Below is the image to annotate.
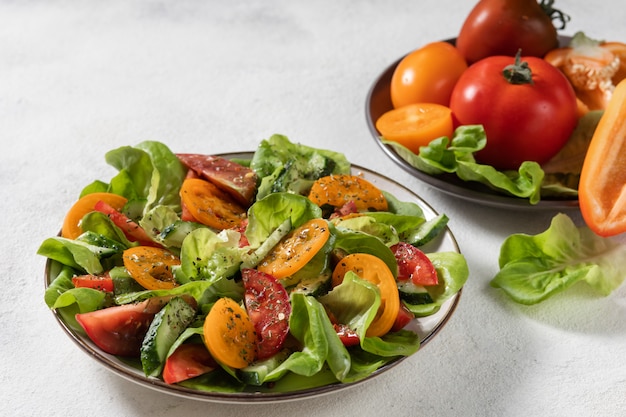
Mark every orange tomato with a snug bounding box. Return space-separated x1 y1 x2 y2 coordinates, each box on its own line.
332 253 399 337
308 174 388 212
61 192 128 239
257 218 330 279
390 41 467 108
122 246 181 290
203 297 257 369
375 103 454 154
179 178 246 230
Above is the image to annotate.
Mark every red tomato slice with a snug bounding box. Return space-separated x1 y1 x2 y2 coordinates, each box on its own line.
241 269 291 360
75 296 196 357
333 323 360 347
94 200 161 247
162 343 217 385
177 154 258 207
75 297 168 356
72 273 114 292
391 242 438 286
391 302 415 332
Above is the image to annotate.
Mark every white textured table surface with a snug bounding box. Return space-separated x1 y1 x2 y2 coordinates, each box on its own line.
2 1 625 416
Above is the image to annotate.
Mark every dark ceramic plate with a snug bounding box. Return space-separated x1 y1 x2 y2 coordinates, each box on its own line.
366 37 579 210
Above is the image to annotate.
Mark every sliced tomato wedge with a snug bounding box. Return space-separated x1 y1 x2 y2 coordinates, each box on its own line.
94 200 161 247
72 273 114 292
391 242 438 286
391 302 415 332
177 154 258 207
75 296 192 357
241 268 292 360
122 246 181 290
162 343 217 385
333 323 360 347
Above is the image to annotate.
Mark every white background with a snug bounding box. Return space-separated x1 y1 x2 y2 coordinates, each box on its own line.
1 1 625 416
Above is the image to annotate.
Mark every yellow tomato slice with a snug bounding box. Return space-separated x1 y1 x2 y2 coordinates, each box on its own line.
308 174 388 212
203 297 257 369
375 103 454 154
332 253 399 337
61 192 128 239
179 178 246 230
122 246 181 290
257 218 330 279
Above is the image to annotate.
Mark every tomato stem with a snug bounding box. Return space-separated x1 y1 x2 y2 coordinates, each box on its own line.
502 50 534 85
540 0 570 30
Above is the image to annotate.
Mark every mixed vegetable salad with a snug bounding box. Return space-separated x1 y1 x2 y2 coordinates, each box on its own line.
40 135 468 393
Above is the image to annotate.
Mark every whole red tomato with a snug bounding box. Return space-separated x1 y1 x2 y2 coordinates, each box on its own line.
456 0 568 64
449 53 578 170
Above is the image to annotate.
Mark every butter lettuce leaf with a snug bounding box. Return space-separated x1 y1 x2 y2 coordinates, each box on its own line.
250 134 351 200
383 125 544 204
491 213 626 304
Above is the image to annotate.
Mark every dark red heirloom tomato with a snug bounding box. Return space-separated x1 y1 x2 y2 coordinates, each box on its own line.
449 53 578 170
241 269 291 360
456 0 569 64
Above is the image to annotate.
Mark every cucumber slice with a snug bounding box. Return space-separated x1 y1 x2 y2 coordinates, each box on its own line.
407 213 449 247
397 281 434 305
238 349 291 386
240 217 292 269
291 271 332 297
140 296 197 377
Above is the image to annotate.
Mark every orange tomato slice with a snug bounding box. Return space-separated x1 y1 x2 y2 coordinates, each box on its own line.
308 174 388 212
122 246 181 290
332 253 399 337
257 218 330 279
203 297 257 369
179 178 246 230
61 192 128 239
375 103 454 154
579 78 626 237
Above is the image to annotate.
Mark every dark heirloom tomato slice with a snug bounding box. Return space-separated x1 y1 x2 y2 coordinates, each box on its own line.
241 269 291 360
162 343 217 385
391 242 438 286
177 154 258 207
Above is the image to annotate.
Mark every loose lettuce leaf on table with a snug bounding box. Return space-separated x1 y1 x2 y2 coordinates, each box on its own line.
383 125 545 204
491 213 626 304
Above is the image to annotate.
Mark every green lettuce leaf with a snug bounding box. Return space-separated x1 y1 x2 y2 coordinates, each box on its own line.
245 192 322 248
250 134 351 200
177 228 244 283
491 213 626 304
383 125 544 204
405 251 469 316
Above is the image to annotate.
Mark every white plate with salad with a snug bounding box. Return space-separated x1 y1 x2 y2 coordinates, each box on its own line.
41 135 468 403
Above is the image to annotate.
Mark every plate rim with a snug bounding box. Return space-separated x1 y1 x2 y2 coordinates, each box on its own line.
365 36 581 211
44 152 464 403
